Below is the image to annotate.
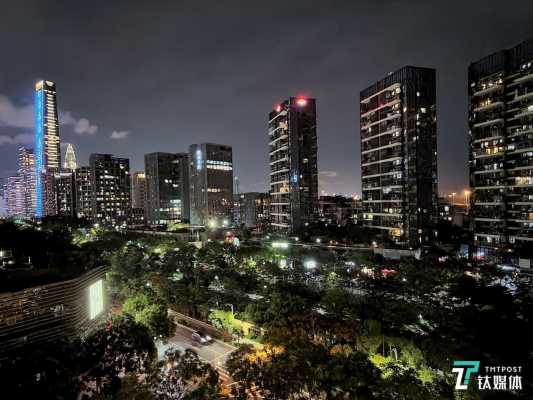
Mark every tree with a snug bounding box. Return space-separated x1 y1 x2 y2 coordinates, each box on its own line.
0 337 81 400
151 348 220 400
79 315 156 395
123 293 176 339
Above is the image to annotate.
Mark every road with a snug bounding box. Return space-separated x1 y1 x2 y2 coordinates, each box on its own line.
157 323 236 370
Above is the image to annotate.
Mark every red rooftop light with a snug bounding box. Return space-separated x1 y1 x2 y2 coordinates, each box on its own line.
296 98 307 107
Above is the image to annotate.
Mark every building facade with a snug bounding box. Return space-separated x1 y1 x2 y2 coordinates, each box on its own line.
131 171 147 210
35 80 61 218
144 153 190 225
4 176 24 218
89 154 131 226
3 148 36 219
0 266 107 353
54 171 76 218
17 147 36 218
268 97 318 233
360 66 438 247
189 143 233 226
318 195 361 226
75 167 93 220
469 38 533 258
235 192 271 229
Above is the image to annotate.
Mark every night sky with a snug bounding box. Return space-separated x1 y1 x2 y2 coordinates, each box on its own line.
1 1 532 196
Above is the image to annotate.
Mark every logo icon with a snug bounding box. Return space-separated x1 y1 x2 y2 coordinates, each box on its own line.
453 361 480 390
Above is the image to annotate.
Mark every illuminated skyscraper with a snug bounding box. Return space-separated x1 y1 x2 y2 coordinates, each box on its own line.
189 143 233 226
34 80 60 217
64 143 77 171
360 66 438 247
268 97 318 233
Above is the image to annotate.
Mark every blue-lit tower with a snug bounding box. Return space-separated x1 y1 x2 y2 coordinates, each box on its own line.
34 80 60 217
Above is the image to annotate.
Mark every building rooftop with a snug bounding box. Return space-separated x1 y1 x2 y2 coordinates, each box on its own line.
0 264 95 294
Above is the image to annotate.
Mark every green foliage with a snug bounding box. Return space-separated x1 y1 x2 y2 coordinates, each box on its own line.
123 293 176 339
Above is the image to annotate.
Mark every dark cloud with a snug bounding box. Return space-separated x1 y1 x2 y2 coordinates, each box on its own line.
1 0 532 194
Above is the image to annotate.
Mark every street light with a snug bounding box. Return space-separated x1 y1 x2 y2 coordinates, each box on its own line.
464 189 471 208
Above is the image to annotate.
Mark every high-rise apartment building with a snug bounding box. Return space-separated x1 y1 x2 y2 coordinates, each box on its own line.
131 172 147 209
189 143 233 226
268 97 318 233
17 147 36 218
360 66 438 247
318 195 361 226
4 176 23 218
89 154 131 226
55 171 76 218
63 143 77 171
469 38 533 258
144 153 190 225
3 148 36 219
235 192 271 229
75 167 93 220
35 80 60 217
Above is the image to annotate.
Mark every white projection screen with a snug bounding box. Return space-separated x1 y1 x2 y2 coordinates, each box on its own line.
89 279 104 319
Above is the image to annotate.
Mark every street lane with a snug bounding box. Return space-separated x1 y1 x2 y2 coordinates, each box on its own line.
157 323 236 369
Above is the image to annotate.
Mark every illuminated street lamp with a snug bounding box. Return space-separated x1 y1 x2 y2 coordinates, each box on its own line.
464 189 471 208
304 259 317 269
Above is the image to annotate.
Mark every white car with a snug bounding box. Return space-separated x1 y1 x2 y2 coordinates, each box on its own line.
191 330 212 344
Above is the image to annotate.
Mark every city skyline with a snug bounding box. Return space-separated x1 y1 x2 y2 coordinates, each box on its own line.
1 2 533 196
0 4 532 397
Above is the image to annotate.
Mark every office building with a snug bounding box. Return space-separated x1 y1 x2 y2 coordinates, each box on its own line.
189 143 233 226
63 143 77 171
75 167 93 220
268 97 318 233
89 154 131 226
360 66 438 247
144 153 190 225
469 38 533 258
35 80 61 217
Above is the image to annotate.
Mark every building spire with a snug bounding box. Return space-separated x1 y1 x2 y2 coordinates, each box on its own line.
64 143 77 171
